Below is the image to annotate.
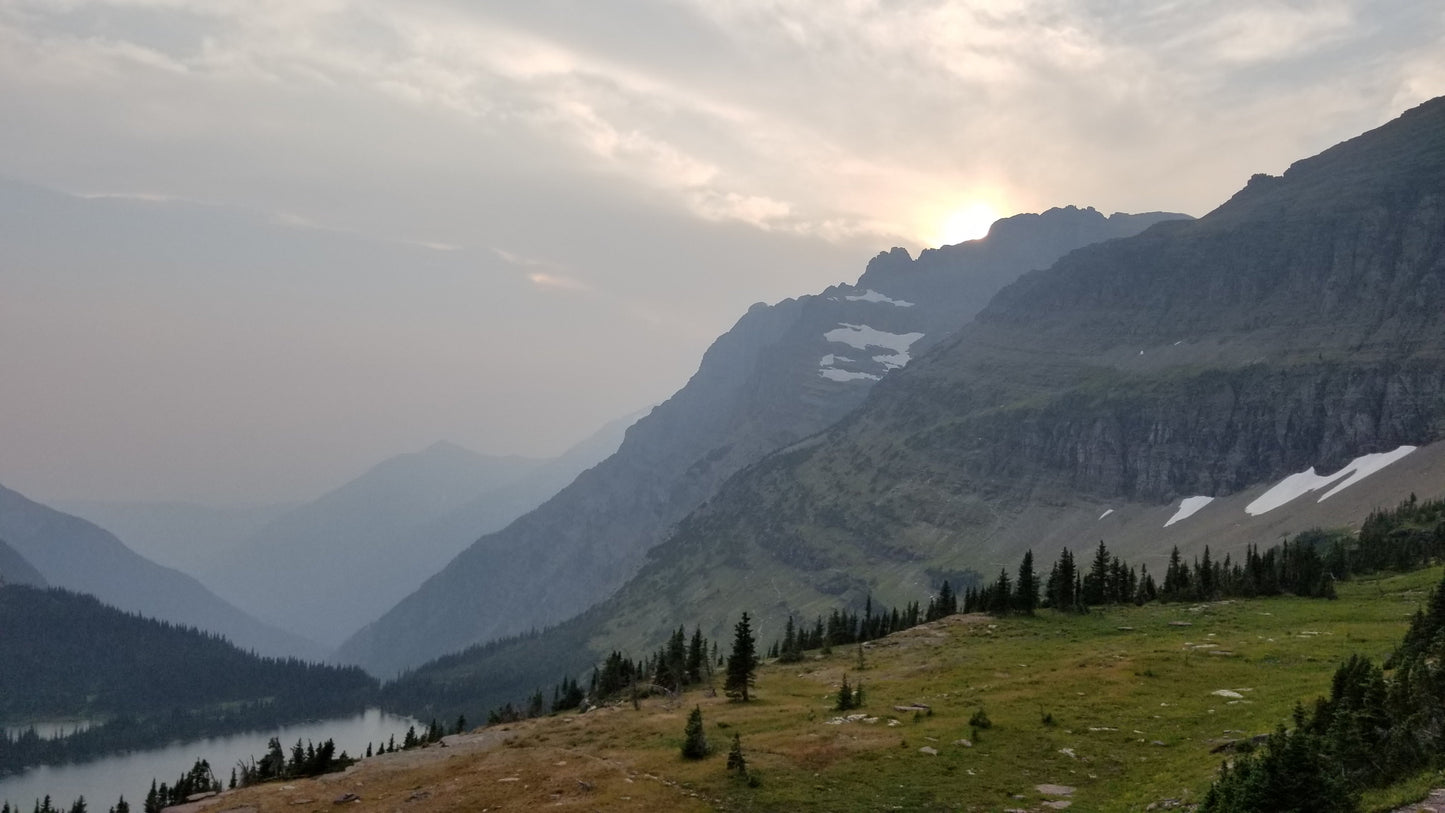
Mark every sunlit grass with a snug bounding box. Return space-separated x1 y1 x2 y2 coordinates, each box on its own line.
209 568 1439 812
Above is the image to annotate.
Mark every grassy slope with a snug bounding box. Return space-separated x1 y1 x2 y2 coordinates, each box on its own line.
211 568 1438 812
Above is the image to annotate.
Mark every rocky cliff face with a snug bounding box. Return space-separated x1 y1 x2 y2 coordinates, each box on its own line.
338 206 1186 676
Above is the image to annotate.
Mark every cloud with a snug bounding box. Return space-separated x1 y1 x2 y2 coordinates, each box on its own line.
526 271 591 293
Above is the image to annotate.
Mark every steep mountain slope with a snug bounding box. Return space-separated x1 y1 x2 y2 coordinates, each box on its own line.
383 97 1445 714
201 442 543 646
0 484 316 658
339 207 1186 676
53 499 293 578
203 415 632 648
0 538 45 587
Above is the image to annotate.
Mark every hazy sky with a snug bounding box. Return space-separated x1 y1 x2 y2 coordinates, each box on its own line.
1 1 1441 505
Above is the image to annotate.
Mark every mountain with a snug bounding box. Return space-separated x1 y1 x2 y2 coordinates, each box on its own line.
0 483 317 658
338 206 1189 676
202 415 635 648
0 538 45 587
53 499 294 578
383 97 1445 714
587 95 1445 650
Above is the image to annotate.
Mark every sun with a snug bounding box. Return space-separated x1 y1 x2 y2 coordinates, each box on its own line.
935 202 999 246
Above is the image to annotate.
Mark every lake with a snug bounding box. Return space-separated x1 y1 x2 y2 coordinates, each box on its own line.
0 709 417 810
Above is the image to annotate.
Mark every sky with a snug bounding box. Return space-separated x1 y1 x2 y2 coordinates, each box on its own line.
0 0 1441 506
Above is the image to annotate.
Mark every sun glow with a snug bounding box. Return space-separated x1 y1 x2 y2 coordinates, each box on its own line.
934 202 1000 246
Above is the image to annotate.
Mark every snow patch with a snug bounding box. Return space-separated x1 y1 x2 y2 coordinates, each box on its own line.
1165 496 1214 527
1098 509 1114 520
1246 445 1417 515
819 324 924 380
873 352 910 370
844 288 915 307
824 323 924 356
819 368 880 382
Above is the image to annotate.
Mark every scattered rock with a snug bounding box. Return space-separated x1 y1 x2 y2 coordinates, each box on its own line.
894 704 932 712
1043 802 1072 810
1168 621 1193 627
1036 784 1076 796
953 738 973 747
332 793 361 804
919 746 939 756
1211 689 1245 699
1058 747 1077 758
406 790 431 802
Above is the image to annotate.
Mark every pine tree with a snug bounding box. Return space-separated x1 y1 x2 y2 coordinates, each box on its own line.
725 612 758 702
686 627 705 683
779 616 802 663
1083 541 1110 605
681 706 709 759
984 568 1008 614
1015 550 1038 614
726 733 747 774
836 673 854 711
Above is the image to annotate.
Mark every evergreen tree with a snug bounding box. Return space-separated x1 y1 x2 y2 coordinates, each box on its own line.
836 673 855 711
778 616 803 663
1015 550 1038 615
985 568 1009 614
1083 541 1110 605
681 706 709 759
686 627 705 684
725 612 758 702
726 733 747 775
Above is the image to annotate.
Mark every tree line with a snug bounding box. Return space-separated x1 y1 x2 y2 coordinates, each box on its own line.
481 612 762 726
0 585 376 779
1201 564 1445 811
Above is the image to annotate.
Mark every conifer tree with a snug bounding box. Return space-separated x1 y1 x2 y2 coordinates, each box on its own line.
726 733 747 774
1083 541 1110 605
686 627 705 683
681 706 709 759
1015 550 1038 615
836 673 854 711
725 612 758 701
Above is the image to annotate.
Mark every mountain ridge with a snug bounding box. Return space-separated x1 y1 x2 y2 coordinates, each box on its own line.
381 96 1445 715
0 483 317 658
339 205 1188 676
202 414 635 648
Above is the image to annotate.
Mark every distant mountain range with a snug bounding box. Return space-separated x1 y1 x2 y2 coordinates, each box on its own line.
190 414 636 648
339 205 1189 676
53 499 295 578
0 483 315 658
382 97 1445 716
